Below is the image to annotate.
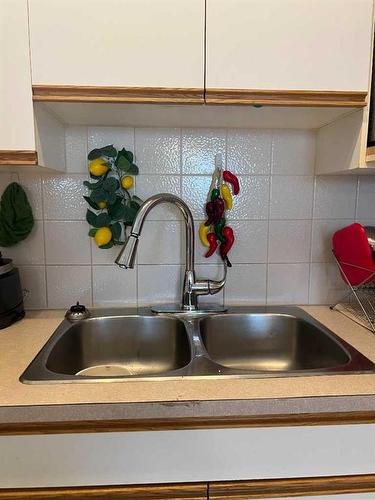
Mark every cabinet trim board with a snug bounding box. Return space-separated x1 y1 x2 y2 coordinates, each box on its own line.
205 89 367 107
32 85 204 104
32 86 366 107
0 482 207 500
209 474 375 499
1 475 375 499
0 151 38 166
1 410 375 436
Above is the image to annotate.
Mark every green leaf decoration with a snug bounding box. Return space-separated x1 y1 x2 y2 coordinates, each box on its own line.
90 172 104 180
87 148 103 161
103 177 119 192
99 145 117 158
83 178 104 190
116 155 131 171
85 144 143 250
111 221 122 241
107 197 125 220
90 189 108 204
96 213 111 227
107 192 117 205
131 195 143 205
130 200 141 211
123 205 138 224
124 150 133 163
83 196 99 210
86 209 98 227
127 163 139 175
99 241 114 249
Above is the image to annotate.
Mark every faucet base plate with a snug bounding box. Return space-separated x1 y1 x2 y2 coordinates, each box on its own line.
151 303 228 315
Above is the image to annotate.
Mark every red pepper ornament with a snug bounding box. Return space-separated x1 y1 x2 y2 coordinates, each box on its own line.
205 233 218 258
220 226 235 267
223 170 240 195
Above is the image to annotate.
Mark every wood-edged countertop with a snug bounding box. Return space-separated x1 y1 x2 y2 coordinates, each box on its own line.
1 306 375 434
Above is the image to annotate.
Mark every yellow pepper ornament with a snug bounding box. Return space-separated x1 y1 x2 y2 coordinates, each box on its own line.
220 183 233 209
199 222 210 247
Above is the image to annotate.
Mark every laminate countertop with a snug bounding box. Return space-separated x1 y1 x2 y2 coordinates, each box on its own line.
1 306 375 433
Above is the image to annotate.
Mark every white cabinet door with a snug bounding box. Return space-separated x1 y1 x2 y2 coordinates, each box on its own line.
29 0 204 89
206 0 374 92
0 0 35 152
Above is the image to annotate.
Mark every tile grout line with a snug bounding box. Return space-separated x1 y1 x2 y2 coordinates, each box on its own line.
354 175 360 220
307 175 318 305
87 127 95 307
39 175 49 309
265 131 274 305
133 127 139 308
307 134 318 304
223 127 228 307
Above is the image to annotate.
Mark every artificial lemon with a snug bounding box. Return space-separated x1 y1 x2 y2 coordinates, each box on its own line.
94 227 112 247
121 175 134 190
88 158 109 177
97 201 107 209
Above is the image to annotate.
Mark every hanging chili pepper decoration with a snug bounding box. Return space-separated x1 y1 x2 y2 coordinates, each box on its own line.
220 226 235 261
223 170 240 195
200 154 240 264
214 217 226 243
205 233 218 258
220 183 233 209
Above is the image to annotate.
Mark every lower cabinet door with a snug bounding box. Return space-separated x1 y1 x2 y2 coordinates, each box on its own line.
1 426 375 488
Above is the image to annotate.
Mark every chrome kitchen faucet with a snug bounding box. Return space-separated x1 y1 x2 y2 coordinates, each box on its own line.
115 193 227 313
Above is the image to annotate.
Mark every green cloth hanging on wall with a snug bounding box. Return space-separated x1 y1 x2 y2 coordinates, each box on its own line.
0 182 34 247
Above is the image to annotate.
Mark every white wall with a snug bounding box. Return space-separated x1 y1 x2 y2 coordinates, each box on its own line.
1 126 375 310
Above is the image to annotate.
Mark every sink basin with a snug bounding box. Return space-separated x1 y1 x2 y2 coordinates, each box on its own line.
200 313 350 372
20 307 375 383
22 314 191 382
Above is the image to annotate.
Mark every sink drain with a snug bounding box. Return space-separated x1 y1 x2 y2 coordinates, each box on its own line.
76 364 137 377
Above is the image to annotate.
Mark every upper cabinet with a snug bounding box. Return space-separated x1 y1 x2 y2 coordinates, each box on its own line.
0 0 36 164
206 0 374 106
28 0 205 103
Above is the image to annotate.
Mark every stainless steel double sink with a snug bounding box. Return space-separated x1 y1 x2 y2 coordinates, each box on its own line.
20 306 375 384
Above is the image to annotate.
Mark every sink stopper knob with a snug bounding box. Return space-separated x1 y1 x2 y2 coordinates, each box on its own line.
65 301 90 321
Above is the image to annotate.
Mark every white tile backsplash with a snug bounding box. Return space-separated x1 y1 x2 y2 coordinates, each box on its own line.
314 176 358 219
45 221 91 265
357 176 375 220
268 220 311 263
18 266 47 309
225 264 267 305
1 221 45 265
182 128 226 175
138 265 182 306
230 176 270 220
135 174 181 220
270 176 314 220
65 125 88 173
88 126 134 152
272 129 315 175
93 265 137 307
43 175 88 220
46 266 92 309
135 128 180 174
3 125 375 309
138 221 183 264
227 129 272 175
267 263 310 305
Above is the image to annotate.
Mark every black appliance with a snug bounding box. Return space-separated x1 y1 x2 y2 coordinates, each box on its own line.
0 253 25 329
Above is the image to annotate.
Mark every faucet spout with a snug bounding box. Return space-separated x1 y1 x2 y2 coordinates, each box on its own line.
116 193 194 271
115 193 226 311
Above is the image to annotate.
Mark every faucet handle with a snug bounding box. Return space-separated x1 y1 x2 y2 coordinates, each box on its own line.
193 260 227 296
